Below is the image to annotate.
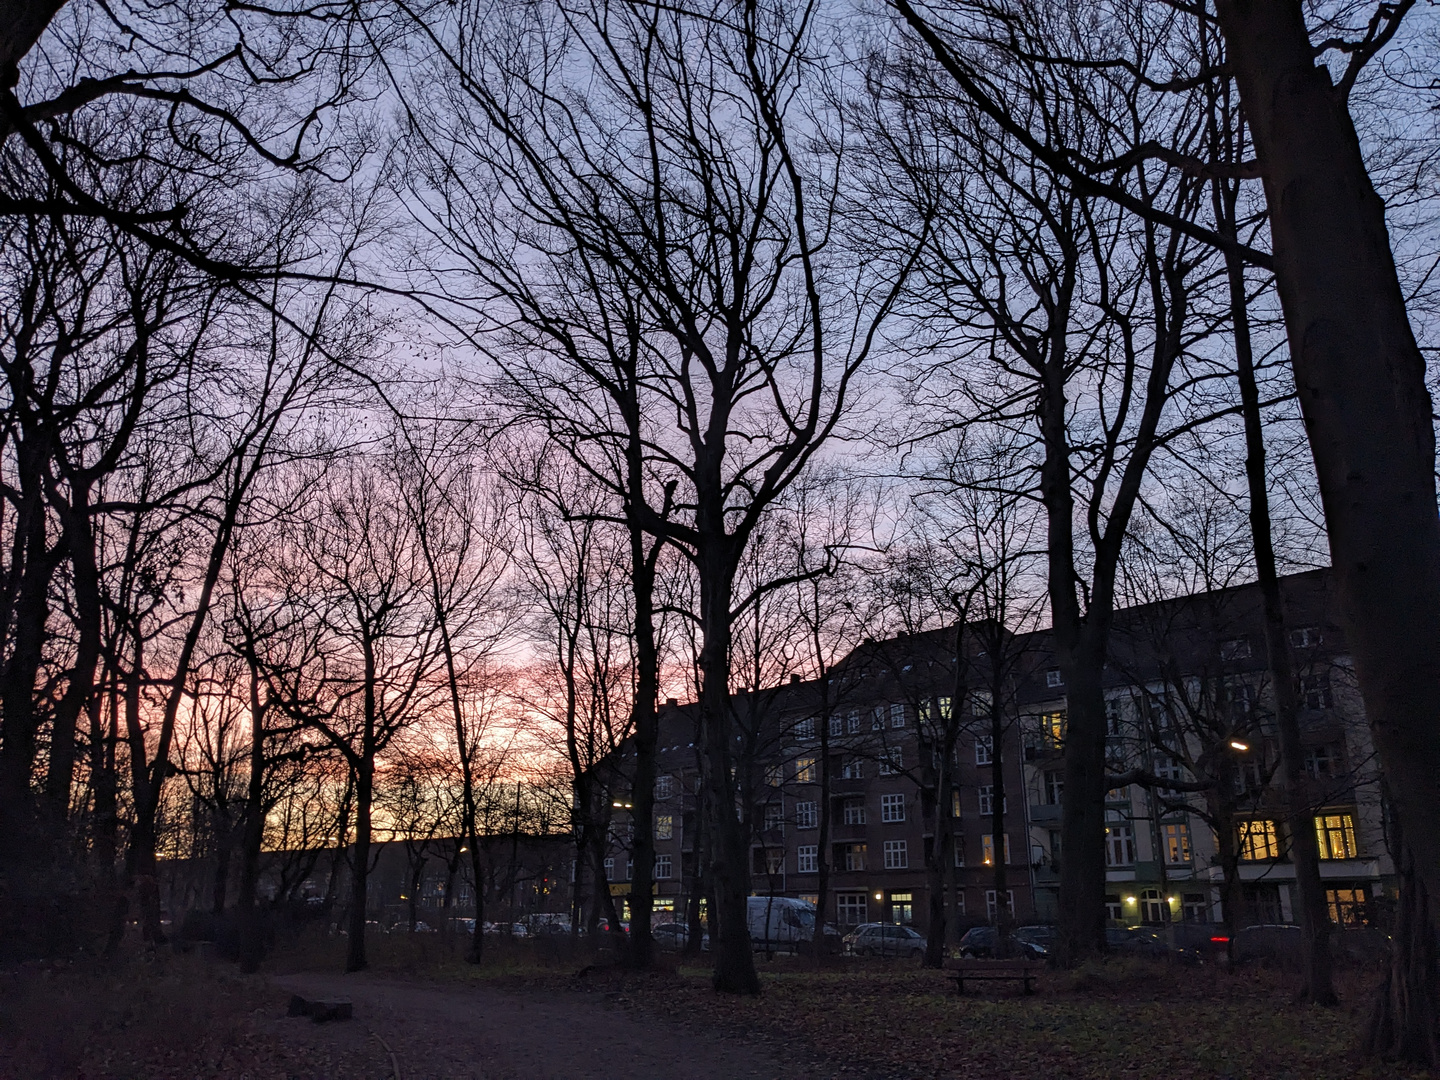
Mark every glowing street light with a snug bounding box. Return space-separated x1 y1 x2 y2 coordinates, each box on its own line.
1229 740 1249 752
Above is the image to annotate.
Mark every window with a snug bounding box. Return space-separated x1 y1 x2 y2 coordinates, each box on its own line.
625 856 633 880
837 893 867 926
1044 770 1064 805
763 805 784 832
1048 829 1062 863
1315 813 1358 859
796 800 818 829
1105 698 1124 736
846 709 861 734
603 856 615 878
842 756 864 780
1140 888 1168 925
794 716 817 740
1105 895 1123 922
829 713 844 738
655 775 674 799
1182 893 1208 923
986 890 1015 919
1225 678 1257 722
795 757 817 784
1046 668 1063 688
1153 756 1182 788
1163 822 1191 864
978 785 1006 816
951 789 962 819
797 845 819 873
1290 626 1322 649
981 834 1011 866
844 843 867 872
1104 824 1135 867
883 839 909 869
766 850 784 876
655 854 672 879
1041 711 1066 749
881 793 906 822
843 798 867 826
1304 744 1339 778
1327 887 1369 928
1221 638 1252 660
879 747 903 775
871 706 885 731
1238 819 1280 861
975 735 993 765
1301 673 1334 710
656 814 674 840
765 764 783 788
889 891 914 924
935 696 952 721
890 703 906 728
953 838 966 867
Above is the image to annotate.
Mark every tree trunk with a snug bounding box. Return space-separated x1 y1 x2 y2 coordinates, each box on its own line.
44 485 101 820
345 755 372 973
1367 800 1439 1064
1221 226 1336 1004
624 525 660 970
237 671 267 973
813 696 833 963
990 688 1011 950
1214 0 1440 936
1055 653 1110 964
696 536 759 994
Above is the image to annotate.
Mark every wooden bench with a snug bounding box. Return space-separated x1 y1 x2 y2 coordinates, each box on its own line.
945 958 1038 995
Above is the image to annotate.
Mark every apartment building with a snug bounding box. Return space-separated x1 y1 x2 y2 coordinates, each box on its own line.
610 568 1394 935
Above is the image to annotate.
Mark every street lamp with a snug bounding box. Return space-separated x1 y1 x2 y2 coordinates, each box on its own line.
1229 740 1249 752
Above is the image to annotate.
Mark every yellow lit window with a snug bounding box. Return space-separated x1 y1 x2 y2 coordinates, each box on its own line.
1041 711 1066 749
1315 813 1358 860
795 757 816 784
1238 819 1279 861
981 834 1011 866
656 814 673 840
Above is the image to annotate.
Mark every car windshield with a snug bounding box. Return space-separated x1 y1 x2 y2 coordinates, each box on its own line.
1013 926 1055 943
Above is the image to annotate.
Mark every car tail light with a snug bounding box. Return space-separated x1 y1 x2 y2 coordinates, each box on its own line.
1209 936 1229 943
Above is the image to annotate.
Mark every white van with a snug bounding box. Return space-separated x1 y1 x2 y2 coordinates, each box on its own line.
747 895 839 953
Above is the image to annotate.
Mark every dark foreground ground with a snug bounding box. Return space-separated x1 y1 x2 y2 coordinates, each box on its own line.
0 933 1433 1079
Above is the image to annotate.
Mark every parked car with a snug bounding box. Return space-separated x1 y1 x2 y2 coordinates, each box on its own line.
1106 926 1169 956
957 925 1053 959
653 921 710 951
843 922 926 959
1010 925 1057 959
748 896 840 953
1234 923 1304 964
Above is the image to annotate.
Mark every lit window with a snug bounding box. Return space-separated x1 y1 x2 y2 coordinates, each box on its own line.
879 747 903 775
1163 822 1191 864
1140 887 1167 924
1104 824 1135 867
1326 887 1368 927
1315 813 1358 860
1238 819 1280 861
655 854 672 879
843 798 867 825
844 843 867 872
935 696 952 720
795 757 817 784
881 793 906 822
890 703 906 728
766 850 784 876
656 814 674 840
951 789 962 819
883 839 908 869
1046 668 1063 688
975 735 993 765
765 764 783 788
797 845 819 873
1041 711 1066 749
795 800 817 829
981 834 1011 866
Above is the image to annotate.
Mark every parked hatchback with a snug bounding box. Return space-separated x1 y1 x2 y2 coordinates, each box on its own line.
843 922 926 958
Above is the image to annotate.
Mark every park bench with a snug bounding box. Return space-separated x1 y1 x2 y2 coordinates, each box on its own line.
944 958 1038 995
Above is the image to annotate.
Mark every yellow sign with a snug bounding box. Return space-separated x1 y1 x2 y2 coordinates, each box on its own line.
609 883 659 895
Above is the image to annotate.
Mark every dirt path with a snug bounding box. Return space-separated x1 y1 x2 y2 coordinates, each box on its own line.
272 972 790 1080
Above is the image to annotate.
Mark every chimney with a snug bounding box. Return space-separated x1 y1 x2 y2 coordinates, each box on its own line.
790 674 802 685
665 697 678 707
